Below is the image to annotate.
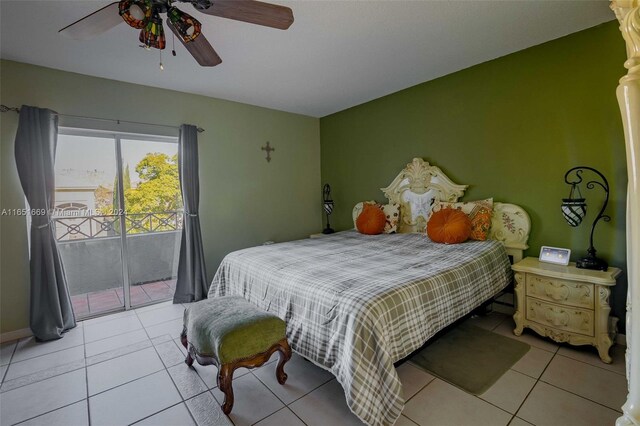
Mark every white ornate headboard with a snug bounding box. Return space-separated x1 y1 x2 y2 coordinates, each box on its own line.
381 158 468 233
352 158 531 262
489 203 531 262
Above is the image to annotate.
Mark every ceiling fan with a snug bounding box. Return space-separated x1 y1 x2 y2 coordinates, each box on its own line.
59 0 294 67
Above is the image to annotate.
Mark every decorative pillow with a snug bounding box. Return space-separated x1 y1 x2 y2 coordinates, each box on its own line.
427 208 472 244
380 203 401 233
354 201 400 233
356 204 386 235
430 198 493 241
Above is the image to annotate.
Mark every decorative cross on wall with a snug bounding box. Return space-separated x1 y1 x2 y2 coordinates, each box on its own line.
261 141 275 162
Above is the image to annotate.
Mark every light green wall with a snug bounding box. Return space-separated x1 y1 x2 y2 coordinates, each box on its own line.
0 60 321 334
320 21 629 323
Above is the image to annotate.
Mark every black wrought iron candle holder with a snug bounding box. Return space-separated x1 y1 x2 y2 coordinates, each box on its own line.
322 183 335 234
562 166 610 271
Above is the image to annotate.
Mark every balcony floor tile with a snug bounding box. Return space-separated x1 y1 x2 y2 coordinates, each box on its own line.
143 282 172 291
72 281 174 319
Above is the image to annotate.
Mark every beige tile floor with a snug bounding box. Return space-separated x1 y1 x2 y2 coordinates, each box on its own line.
0 301 627 426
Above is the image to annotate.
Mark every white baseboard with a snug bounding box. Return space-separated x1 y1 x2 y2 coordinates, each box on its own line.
0 328 31 343
617 333 627 346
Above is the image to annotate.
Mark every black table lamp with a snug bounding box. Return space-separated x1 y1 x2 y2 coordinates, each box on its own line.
322 184 335 234
561 166 610 271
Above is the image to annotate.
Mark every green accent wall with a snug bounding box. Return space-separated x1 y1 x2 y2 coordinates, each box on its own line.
0 60 321 334
320 21 629 325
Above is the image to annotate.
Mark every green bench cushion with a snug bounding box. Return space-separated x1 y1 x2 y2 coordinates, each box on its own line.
183 296 286 364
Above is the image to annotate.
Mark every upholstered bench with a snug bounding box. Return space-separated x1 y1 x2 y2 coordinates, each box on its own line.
180 295 292 415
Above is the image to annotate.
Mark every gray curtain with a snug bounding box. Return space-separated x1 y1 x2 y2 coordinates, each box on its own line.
14 105 76 341
174 124 208 303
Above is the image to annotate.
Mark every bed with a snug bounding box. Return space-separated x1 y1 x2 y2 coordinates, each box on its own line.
208 158 531 426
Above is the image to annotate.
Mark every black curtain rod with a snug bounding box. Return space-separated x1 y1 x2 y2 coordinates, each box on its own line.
0 104 204 133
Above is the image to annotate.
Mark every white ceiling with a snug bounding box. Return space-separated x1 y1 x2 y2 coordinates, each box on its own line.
1 1 614 117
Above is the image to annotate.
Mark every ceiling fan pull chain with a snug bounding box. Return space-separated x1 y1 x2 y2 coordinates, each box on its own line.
172 32 176 57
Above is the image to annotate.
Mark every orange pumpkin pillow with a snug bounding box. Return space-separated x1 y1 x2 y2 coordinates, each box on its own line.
356 204 386 235
430 198 493 240
427 208 472 244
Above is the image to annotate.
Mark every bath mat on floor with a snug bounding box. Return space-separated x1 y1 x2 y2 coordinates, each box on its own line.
409 322 530 395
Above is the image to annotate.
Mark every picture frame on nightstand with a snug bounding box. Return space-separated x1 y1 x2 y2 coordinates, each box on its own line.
539 246 571 266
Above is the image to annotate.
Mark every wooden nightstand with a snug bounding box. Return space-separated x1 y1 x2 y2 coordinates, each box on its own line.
511 257 621 363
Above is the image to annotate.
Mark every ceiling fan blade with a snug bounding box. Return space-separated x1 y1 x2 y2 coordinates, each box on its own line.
198 0 294 30
59 2 123 40
166 20 222 67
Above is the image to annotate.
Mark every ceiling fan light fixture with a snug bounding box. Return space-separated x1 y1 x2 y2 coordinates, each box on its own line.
119 0 152 29
139 9 165 49
60 0 294 68
167 7 202 43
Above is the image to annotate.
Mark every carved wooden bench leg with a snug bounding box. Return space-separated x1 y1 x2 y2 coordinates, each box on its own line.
215 340 291 415
217 364 235 415
276 339 292 385
181 334 194 367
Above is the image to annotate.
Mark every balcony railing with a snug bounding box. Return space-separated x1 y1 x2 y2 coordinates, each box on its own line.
54 211 183 242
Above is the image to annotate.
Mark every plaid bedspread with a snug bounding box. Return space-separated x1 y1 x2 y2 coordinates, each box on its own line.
208 231 512 426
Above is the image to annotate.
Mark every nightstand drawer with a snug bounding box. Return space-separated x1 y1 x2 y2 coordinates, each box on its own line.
526 298 594 336
526 274 594 309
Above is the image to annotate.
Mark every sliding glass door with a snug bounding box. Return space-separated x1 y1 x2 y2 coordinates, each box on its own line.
54 129 181 318
120 137 182 307
54 133 125 317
